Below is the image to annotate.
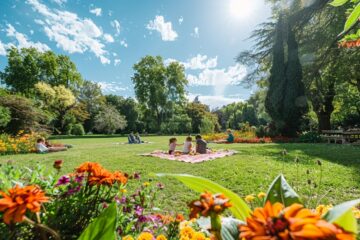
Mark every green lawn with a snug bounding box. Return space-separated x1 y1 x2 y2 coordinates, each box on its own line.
1 135 359 212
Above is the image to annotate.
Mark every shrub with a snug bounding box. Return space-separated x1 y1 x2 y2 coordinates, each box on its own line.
94 105 127 134
0 106 11 128
298 131 323 143
199 117 215 134
0 131 41 155
71 123 85 136
256 125 266 138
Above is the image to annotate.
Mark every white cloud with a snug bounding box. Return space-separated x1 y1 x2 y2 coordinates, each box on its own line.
187 63 246 86
165 54 217 70
178 16 184 24
6 24 50 52
110 20 121 36
0 40 8 56
90 7 102 16
191 27 199 38
114 59 121 66
30 30 34 35
120 40 128 48
51 0 66 6
98 81 128 93
187 93 243 109
27 0 110 64
146 15 178 41
103 34 114 43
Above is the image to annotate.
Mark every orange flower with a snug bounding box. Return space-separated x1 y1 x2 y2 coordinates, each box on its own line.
0 185 49 224
88 168 114 186
112 171 128 185
76 162 102 174
240 201 355 240
188 191 232 219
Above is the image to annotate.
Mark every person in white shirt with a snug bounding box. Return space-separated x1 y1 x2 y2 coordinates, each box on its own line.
36 138 67 153
183 136 193 154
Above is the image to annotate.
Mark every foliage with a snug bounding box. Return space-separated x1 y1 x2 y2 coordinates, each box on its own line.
160 114 192 134
94 105 127 134
132 56 188 131
70 123 85 136
186 102 219 133
0 106 11 128
298 131 323 143
0 131 42 155
199 117 215 134
265 17 308 137
0 94 49 133
0 47 83 95
105 95 142 132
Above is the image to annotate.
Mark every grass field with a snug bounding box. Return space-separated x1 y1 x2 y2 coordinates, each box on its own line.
0 135 359 213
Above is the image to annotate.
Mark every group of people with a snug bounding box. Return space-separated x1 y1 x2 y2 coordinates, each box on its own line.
168 135 208 155
36 138 72 153
128 132 143 144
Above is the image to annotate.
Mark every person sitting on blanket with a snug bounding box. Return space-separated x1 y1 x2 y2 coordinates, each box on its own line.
169 137 183 155
195 135 208 154
183 136 193 154
128 132 136 144
135 132 143 144
36 138 67 153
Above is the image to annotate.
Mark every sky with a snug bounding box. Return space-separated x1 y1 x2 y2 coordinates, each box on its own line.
0 0 271 109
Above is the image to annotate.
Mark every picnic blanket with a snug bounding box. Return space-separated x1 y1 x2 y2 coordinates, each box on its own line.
140 149 237 163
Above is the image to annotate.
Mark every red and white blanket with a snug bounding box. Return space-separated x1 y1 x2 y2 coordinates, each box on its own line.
140 149 237 163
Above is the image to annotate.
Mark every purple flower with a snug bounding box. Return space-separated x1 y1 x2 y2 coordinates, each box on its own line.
133 172 141 179
122 206 131 213
138 215 148 223
120 196 127 204
134 205 143 216
67 185 81 195
56 175 70 186
156 182 165 190
74 175 84 183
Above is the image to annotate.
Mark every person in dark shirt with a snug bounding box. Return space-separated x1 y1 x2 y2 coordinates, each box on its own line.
195 135 207 154
226 129 234 143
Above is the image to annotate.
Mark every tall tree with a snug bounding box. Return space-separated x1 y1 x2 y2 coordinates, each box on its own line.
132 56 188 130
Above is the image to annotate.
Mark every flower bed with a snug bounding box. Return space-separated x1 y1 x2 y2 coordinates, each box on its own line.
0 160 359 239
0 131 41 155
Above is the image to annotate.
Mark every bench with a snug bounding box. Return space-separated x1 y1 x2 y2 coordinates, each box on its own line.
321 130 360 144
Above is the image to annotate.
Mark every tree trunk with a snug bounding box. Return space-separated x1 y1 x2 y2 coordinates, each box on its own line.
317 112 331 131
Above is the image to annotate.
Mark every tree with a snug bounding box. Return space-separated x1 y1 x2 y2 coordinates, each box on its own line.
78 80 105 132
199 117 215 134
0 95 48 133
0 48 83 95
132 56 188 131
34 82 77 133
186 101 219 133
94 106 127 134
105 95 141 132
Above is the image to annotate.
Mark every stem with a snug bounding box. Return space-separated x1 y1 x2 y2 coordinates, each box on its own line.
210 213 222 240
24 216 61 240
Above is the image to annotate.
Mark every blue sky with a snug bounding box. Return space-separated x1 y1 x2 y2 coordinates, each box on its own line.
0 0 271 108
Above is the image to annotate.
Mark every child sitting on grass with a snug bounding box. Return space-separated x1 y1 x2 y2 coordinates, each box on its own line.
168 137 183 155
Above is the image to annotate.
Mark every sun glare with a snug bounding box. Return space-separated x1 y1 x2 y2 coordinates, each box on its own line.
229 0 256 19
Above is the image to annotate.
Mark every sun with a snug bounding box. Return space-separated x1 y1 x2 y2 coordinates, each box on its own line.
229 0 256 19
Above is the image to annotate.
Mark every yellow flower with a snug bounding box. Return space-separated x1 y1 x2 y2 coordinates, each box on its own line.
120 189 127 193
137 232 154 240
315 204 333 216
156 235 167 240
123 236 134 240
257 192 266 199
192 232 207 240
143 182 150 187
180 226 195 238
245 194 255 203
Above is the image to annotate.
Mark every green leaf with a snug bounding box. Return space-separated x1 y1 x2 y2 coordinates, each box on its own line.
78 203 118 240
265 175 301 207
155 173 251 220
329 0 349 6
322 199 360 233
343 3 360 32
197 217 244 240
